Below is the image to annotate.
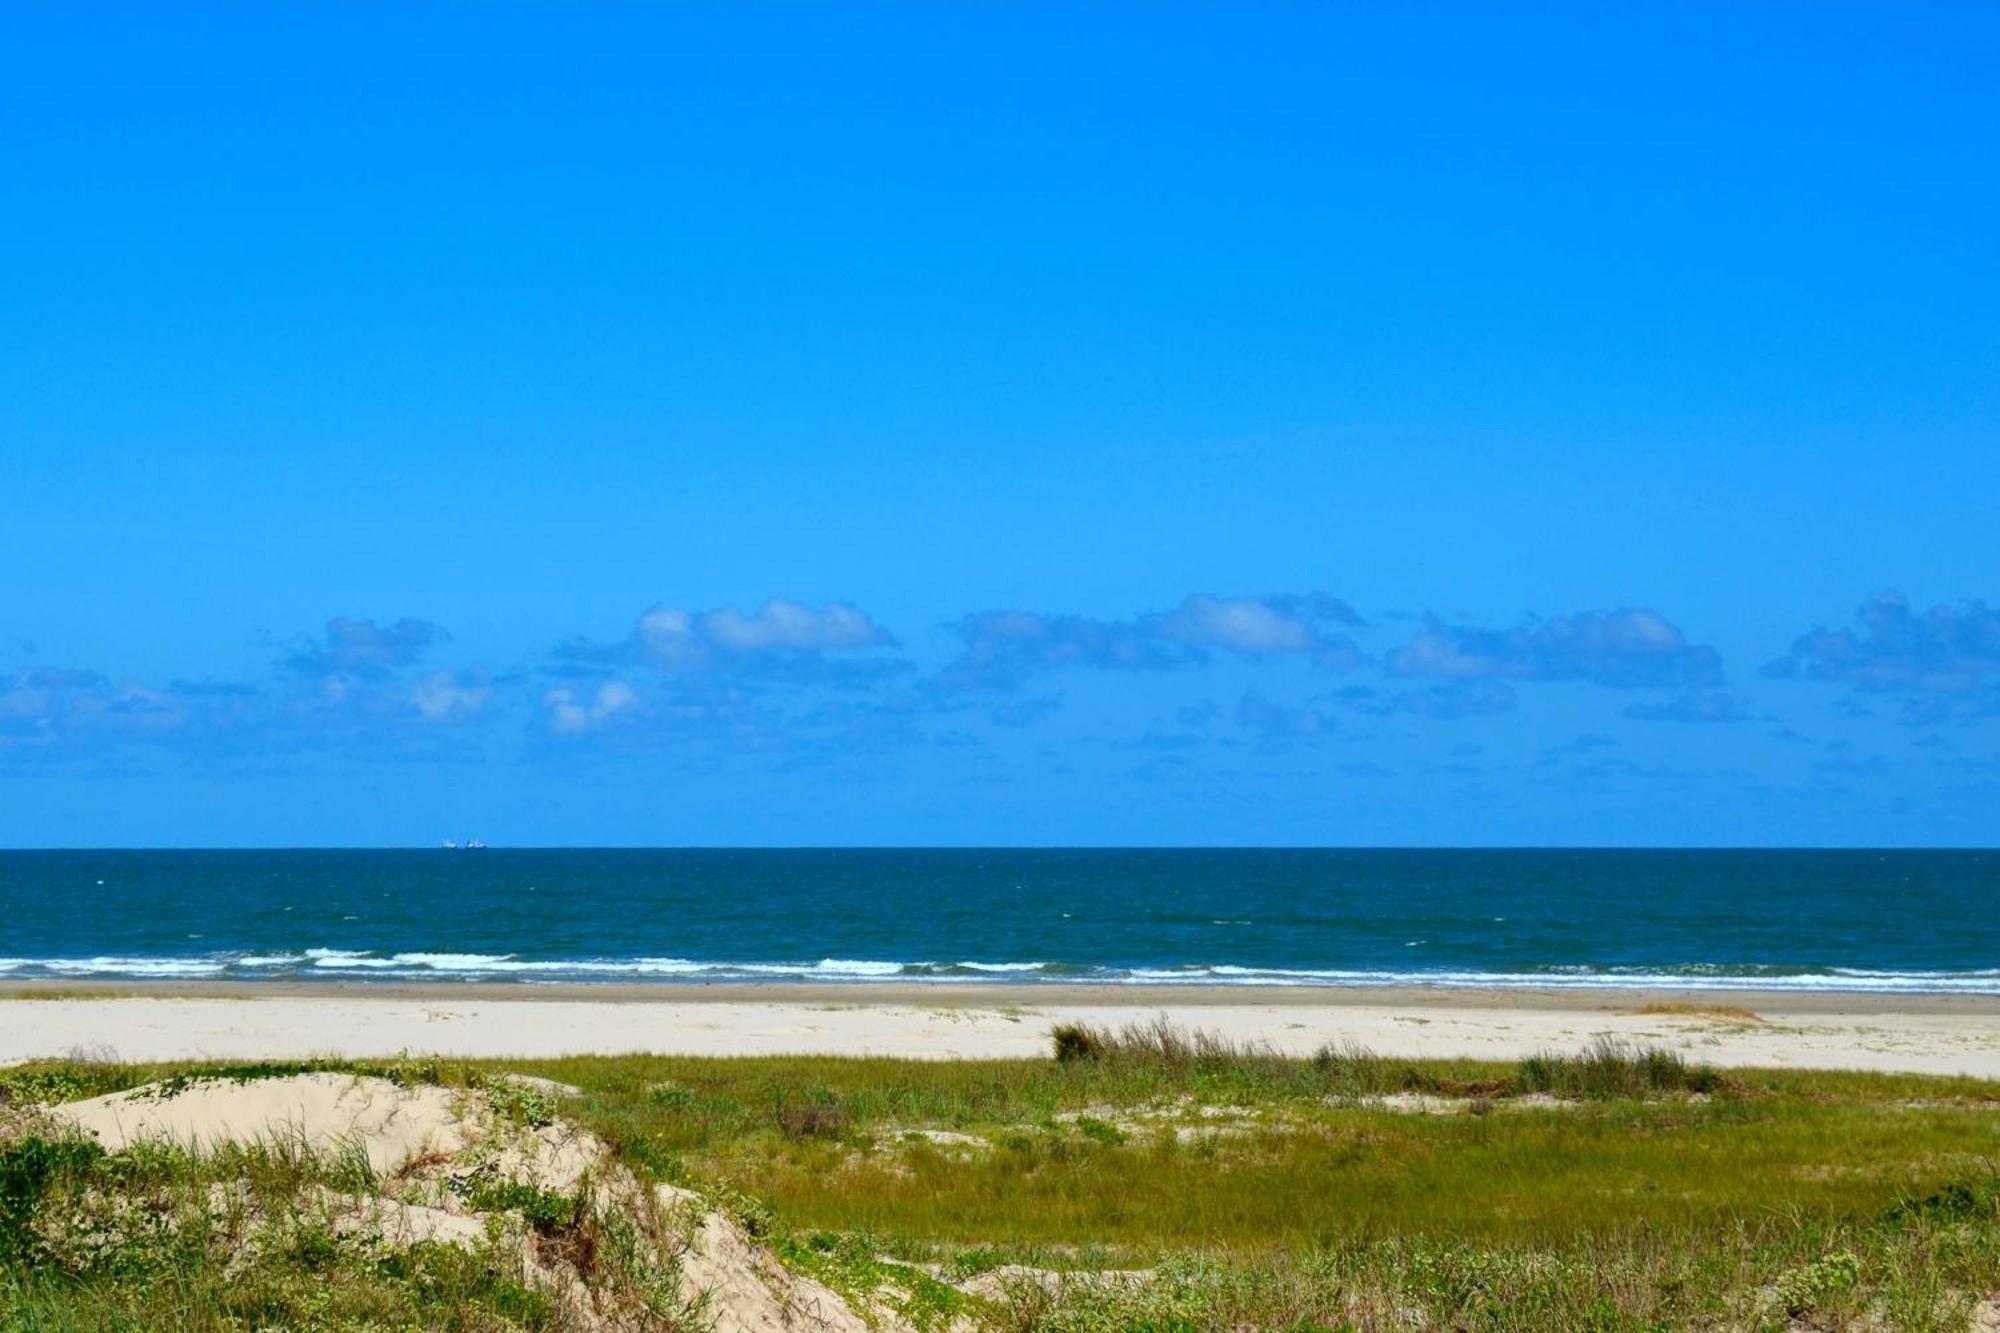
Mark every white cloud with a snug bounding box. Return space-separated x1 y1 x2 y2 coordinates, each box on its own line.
412 673 492 723
545 680 639 735
560 598 901 684
1150 595 1317 654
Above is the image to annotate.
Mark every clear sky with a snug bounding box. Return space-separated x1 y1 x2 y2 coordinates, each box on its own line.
2 3 1995 846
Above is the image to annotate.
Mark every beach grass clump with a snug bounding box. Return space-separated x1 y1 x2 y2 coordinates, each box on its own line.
1049 1015 1285 1074
1633 1001 1766 1023
1516 1036 1725 1099
1050 1023 1107 1065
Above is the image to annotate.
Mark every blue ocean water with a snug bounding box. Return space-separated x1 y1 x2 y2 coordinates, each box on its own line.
0 849 1993 992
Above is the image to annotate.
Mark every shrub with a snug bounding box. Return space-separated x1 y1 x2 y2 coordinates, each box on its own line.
449 1174 582 1233
479 1077 559 1129
776 1096 850 1141
1776 1250 1861 1316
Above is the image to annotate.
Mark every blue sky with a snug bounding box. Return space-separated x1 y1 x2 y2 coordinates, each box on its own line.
2 2 1995 846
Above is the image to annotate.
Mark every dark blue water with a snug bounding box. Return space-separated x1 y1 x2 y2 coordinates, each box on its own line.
0 849 1994 992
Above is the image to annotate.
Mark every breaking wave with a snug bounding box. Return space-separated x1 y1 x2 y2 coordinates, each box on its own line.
1 952 1996 993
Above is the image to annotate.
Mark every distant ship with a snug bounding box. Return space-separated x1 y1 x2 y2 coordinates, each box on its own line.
438 839 488 849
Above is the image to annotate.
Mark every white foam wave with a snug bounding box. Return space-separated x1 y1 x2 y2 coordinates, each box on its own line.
810 959 909 976
1 950 1996 994
41 957 228 978
306 950 402 969
388 952 518 969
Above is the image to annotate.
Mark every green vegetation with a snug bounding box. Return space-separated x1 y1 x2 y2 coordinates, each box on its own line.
3 1023 1999 1330
0 1130 567 1330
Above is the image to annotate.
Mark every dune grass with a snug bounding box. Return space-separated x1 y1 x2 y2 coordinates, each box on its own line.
1632 1002 1768 1023
4 1027 2000 1329
0 1132 567 1332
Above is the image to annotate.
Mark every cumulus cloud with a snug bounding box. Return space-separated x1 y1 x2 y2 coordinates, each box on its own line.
937 593 1362 693
411 672 493 723
1388 609 1722 690
1144 593 1362 658
554 599 901 687
284 617 447 677
1764 592 2000 703
544 681 639 735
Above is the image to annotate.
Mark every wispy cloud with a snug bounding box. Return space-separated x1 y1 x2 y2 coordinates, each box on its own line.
553 599 903 687
1388 609 1723 690
1234 690 1337 750
1331 680 1518 719
936 592 1362 693
282 617 448 677
1 614 495 771
1623 691 1750 724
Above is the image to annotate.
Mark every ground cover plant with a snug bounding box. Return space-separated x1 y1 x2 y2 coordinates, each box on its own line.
1 1021 1997 1330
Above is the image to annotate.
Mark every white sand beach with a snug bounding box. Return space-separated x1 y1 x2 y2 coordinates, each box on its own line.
5 984 1998 1077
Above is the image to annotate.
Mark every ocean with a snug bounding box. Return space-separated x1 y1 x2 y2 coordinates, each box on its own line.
0 848 1992 993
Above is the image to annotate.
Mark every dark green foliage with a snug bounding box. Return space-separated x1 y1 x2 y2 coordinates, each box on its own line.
775 1093 851 1141
0 1136 105 1262
1888 1178 1998 1225
450 1175 583 1233
0 1062 134 1108
1051 1024 1106 1064
479 1077 560 1129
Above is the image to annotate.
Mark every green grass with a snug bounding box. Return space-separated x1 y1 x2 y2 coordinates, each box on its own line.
4 1031 2000 1330
0 1130 565 1331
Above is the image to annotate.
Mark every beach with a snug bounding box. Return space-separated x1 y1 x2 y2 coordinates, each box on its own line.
7 981 1999 1076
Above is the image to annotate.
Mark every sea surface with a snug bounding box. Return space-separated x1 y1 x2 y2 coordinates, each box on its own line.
0 849 1993 993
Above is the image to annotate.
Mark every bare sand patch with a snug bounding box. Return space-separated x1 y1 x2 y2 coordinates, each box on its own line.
49 1072 473 1175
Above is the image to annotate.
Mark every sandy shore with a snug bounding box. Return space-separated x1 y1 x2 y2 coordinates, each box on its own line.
3 982 1998 1076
